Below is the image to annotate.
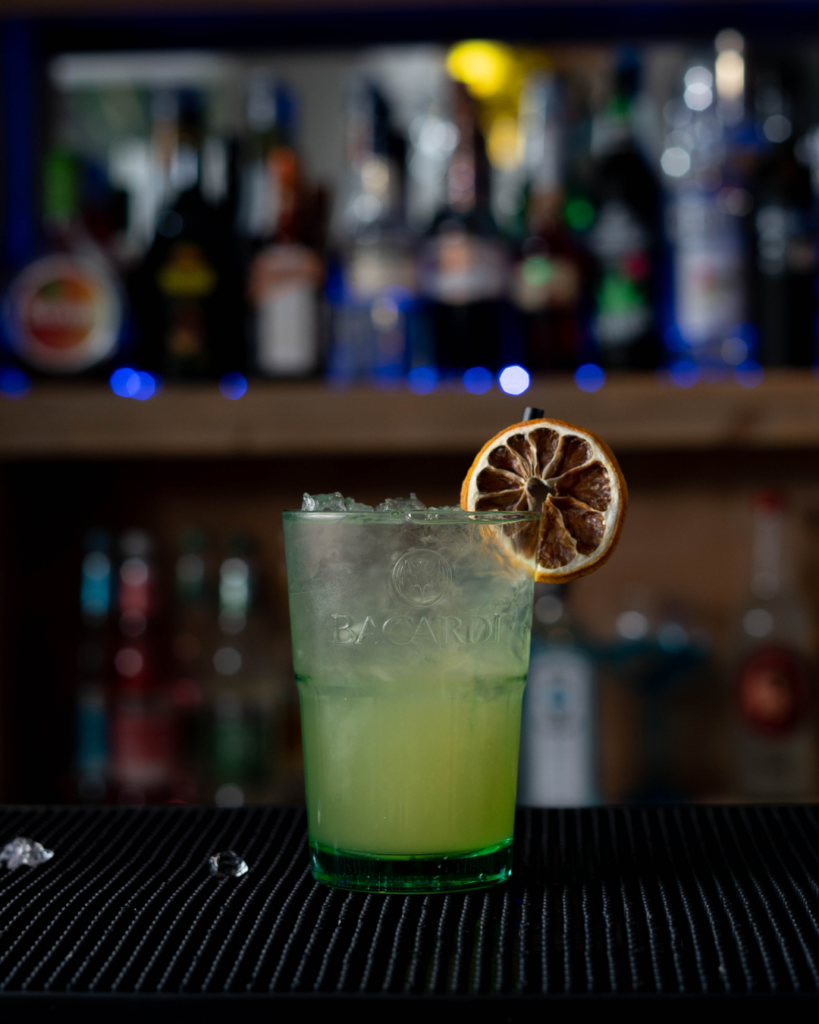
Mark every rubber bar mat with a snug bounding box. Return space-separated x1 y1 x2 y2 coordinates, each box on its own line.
0 804 818 1017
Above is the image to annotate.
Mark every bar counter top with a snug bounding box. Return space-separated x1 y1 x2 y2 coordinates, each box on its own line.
0 804 817 1021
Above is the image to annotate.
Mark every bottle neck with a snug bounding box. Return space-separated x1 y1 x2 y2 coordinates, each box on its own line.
751 502 784 600
447 85 487 217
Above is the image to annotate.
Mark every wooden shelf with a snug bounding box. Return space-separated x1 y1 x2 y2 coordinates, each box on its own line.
0 370 817 461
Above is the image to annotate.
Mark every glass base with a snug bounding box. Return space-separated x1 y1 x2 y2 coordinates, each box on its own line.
309 837 513 894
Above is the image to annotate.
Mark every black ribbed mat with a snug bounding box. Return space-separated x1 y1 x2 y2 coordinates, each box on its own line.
1 804 818 1020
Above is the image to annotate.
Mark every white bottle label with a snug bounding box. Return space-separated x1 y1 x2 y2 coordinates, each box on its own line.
419 231 508 305
518 647 595 806
257 285 317 376
249 244 323 376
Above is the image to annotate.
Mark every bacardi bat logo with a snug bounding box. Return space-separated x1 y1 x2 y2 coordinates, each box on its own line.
392 548 452 607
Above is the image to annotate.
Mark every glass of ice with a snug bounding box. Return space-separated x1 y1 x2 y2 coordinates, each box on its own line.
282 497 540 893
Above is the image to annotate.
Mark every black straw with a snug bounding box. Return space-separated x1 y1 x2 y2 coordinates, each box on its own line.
523 407 544 421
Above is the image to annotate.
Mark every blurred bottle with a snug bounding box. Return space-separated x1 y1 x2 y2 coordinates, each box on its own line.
418 81 509 374
518 585 598 806
753 68 817 367
109 530 175 804
75 528 113 802
128 90 242 379
512 74 587 372
242 75 325 378
3 149 124 376
734 493 815 799
205 536 284 805
604 585 710 801
586 54 660 369
329 80 416 385
663 46 751 372
170 528 210 802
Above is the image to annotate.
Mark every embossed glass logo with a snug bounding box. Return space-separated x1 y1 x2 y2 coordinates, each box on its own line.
392 548 452 607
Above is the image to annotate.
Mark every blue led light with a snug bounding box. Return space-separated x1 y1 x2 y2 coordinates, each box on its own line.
0 367 31 399
133 372 157 400
219 372 248 400
498 365 530 396
462 366 493 395
574 363 605 393
218 372 248 400
110 367 159 400
668 358 699 388
735 359 763 389
110 367 140 398
407 366 438 395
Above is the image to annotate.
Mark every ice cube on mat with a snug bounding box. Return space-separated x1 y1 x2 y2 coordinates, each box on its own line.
0 837 54 871
208 850 249 878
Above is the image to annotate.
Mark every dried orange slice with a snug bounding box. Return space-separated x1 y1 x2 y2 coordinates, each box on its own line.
461 417 627 582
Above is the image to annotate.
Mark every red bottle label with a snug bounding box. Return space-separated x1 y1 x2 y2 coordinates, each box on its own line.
7 254 120 372
737 646 812 737
112 709 174 788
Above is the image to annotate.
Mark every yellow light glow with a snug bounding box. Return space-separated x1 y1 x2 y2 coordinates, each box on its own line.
487 114 523 170
446 40 515 98
715 50 744 100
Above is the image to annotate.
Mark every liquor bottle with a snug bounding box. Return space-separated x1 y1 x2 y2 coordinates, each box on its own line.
512 73 587 372
3 148 124 375
204 536 284 805
75 528 112 802
128 90 242 379
329 80 416 385
734 492 815 799
109 529 175 804
170 528 210 801
518 584 598 806
417 81 510 375
586 55 661 370
753 69 817 367
242 76 325 377
664 55 749 371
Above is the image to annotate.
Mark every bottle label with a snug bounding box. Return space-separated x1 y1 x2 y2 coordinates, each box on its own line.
156 243 217 298
6 254 121 373
518 647 596 806
348 247 416 299
420 232 508 305
76 683 107 776
737 646 812 737
673 193 745 346
112 707 174 787
513 254 580 312
213 698 264 782
588 200 653 348
166 300 206 359
249 244 323 376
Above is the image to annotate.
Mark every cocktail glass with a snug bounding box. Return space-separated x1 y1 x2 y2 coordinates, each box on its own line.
282 507 540 893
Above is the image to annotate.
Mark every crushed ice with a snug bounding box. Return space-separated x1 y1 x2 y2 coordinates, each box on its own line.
0 837 54 871
208 850 249 878
301 492 430 513
301 492 374 512
375 494 426 512
301 493 480 518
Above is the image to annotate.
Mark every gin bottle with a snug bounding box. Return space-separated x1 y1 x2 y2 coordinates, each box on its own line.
518 584 598 806
735 492 815 799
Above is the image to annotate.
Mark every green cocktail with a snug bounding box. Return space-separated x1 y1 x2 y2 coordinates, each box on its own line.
283 505 539 893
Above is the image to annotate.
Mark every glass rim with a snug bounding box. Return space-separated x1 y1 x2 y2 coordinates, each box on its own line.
282 508 542 524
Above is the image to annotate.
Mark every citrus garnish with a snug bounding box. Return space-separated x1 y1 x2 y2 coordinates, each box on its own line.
461 417 627 582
